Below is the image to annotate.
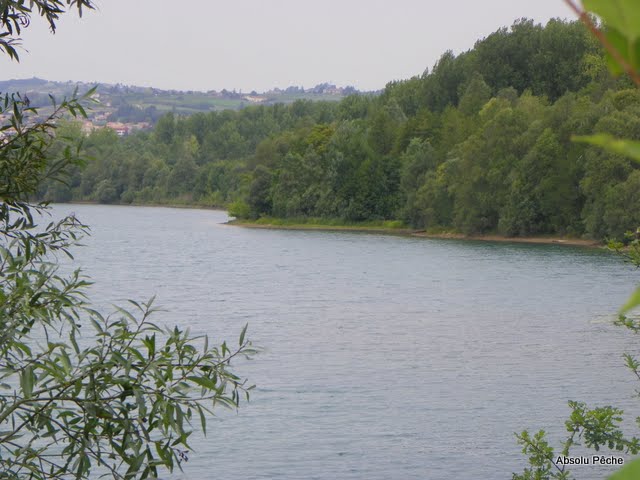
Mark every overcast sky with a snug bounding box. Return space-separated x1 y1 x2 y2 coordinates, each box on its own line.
0 0 574 92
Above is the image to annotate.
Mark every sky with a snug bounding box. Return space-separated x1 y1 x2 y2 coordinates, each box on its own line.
0 0 574 93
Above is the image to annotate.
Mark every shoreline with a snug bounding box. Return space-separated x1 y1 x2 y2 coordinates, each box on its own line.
228 220 603 248
52 204 604 248
413 231 601 247
226 221 416 235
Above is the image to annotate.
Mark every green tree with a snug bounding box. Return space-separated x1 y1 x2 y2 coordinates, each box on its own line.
94 178 118 203
248 165 273 218
399 139 439 227
154 112 176 145
458 72 491 116
500 128 579 236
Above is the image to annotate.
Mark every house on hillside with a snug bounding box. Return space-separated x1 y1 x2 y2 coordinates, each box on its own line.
106 122 129 137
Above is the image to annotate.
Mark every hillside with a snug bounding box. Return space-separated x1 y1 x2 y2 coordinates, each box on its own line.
0 77 366 127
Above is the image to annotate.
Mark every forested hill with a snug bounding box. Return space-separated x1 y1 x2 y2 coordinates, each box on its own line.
41 18 640 240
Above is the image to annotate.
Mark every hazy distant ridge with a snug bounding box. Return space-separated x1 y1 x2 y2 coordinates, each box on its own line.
0 77 373 124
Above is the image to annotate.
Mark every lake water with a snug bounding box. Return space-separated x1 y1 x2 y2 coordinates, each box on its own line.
50 204 640 479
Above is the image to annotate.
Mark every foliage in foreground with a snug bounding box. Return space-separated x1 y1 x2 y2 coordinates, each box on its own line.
0 3 255 477
513 1 640 479
0 88 255 480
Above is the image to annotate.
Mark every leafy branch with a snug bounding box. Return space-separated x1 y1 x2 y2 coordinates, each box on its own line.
562 0 640 86
0 0 95 61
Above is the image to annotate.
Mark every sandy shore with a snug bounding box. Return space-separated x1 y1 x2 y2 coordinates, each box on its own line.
228 221 603 248
412 231 601 247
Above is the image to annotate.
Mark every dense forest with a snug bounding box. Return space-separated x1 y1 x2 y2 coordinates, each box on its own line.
39 18 640 240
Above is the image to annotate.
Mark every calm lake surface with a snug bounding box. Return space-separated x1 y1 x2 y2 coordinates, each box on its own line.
51 204 640 480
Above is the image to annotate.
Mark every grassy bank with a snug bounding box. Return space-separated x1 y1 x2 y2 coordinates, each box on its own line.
229 217 603 247
228 217 414 234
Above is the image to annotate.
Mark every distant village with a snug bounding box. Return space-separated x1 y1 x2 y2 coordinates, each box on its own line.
0 78 370 141
81 118 152 137
76 91 152 137
0 99 152 141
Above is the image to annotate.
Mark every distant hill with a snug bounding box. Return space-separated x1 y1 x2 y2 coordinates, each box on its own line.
0 77 372 124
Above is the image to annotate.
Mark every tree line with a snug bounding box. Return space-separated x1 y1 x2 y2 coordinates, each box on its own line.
41 18 640 240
